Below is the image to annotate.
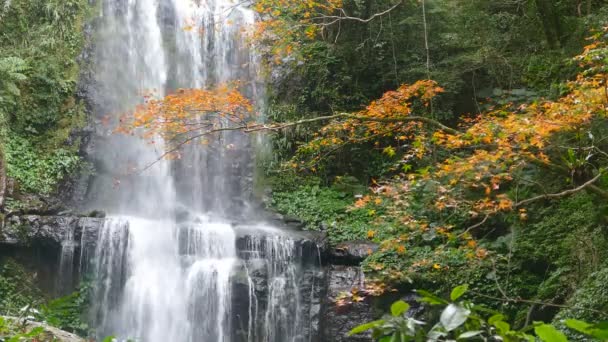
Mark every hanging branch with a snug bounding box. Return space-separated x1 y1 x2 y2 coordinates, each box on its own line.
514 171 604 207
309 1 404 26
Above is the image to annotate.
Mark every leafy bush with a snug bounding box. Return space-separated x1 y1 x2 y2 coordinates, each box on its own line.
4 134 80 194
0 259 44 316
38 283 91 336
0 0 89 197
553 265 608 341
351 285 607 342
0 317 46 342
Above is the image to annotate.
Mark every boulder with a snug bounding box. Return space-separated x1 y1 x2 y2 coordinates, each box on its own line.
320 265 374 341
328 241 379 265
1 317 85 342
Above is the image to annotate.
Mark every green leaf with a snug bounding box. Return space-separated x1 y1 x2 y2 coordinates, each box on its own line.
390 300 410 317
566 320 608 339
534 324 568 342
565 319 593 334
348 320 385 335
494 321 511 335
459 330 483 339
440 304 470 332
416 289 448 305
25 327 45 337
450 284 469 301
102 336 117 342
488 314 505 325
383 146 396 158
379 336 393 342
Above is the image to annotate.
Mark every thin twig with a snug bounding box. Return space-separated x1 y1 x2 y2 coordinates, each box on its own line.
458 214 490 237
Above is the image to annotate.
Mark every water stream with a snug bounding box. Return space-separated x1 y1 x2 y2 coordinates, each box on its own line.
82 1 321 341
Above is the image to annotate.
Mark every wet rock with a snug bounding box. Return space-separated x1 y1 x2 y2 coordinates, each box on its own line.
282 215 305 229
0 215 105 248
328 241 378 265
84 210 105 218
230 260 325 342
234 229 326 265
320 265 373 341
4 193 67 217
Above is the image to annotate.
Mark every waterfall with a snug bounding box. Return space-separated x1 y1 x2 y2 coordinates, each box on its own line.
83 1 320 341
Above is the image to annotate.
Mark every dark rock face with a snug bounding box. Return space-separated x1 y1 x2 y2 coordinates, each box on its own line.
230 260 325 342
229 227 326 342
320 265 374 342
1 215 105 248
328 241 379 265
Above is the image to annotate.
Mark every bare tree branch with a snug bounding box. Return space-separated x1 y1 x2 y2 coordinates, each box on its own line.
515 171 604 207
133 112 457 173
249 112 459 134
309 1 403 26
458 214 490 237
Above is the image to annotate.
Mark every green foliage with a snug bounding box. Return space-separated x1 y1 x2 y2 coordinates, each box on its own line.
0 0 90 197
351 286 607 342
0 56 28 113
268 0 608 180
511 193 608 314
0 259 44 316
553 266 608 341
268 173 377 243
0 258 91 337
349 285 536 341
4 135 81 194
0 317 45 342
38 283 91 336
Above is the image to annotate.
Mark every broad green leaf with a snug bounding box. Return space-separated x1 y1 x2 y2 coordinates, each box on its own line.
379 335 393 342
440 304 470 332
494 321 511 334
593 321 608 330
450 284 469 301
535 324 568 342
459 330 483 339
348 319 385 335
565 319 593 334
102 336 117 342
390 300 410 317
488 314 505 325
416 289 448 305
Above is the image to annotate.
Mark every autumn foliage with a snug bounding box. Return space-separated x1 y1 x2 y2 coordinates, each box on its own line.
119 26 608 285
336 29 608 280
117 84 253 151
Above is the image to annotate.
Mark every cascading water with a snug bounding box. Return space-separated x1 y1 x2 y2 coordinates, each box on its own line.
83 1 321 341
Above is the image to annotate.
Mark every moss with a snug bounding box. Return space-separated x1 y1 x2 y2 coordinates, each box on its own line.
510 193 608 304
0 0 90 197
267 173 375 244
553 266 608 341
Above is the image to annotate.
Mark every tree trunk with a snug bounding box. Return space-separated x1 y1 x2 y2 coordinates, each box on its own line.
0 149 6 210
534 0 561 49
